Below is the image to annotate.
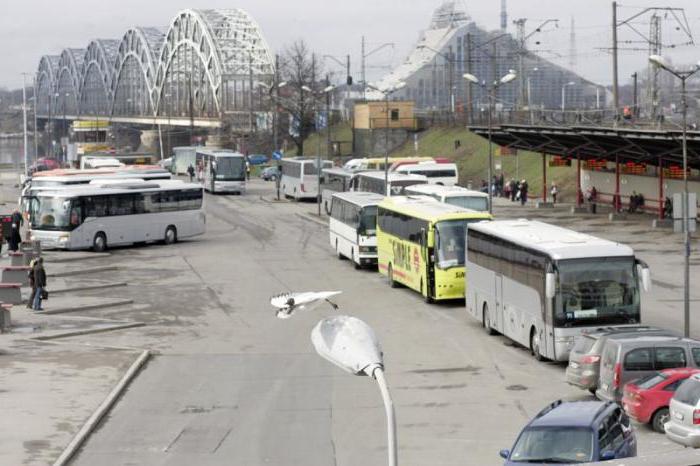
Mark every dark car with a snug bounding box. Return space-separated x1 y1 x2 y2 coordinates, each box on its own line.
260 166 280 181
566 326 677 393
248 154 268 165
500 400 636 464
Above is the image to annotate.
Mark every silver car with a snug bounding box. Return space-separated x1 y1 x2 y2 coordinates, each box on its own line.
666 373 700 447
566 327 676 393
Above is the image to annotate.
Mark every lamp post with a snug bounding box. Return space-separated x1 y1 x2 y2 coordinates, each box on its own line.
259 80 288 201
311 315 396 466
649 54 700 338
526 67 539 125
561 81 576 112
302 84 335 216
463 70 517 214
366 82 406 195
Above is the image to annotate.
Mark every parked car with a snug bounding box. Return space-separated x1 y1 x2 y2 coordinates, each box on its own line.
499 400 636 464
596 336 700 403
622 368 700 433
260 166 280 181
247 154 268 165
566 326 677 393
666 373 700 447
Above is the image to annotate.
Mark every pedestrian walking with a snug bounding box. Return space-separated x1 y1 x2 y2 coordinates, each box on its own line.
520 179 529 206
510 179 517 202
27 258 36 309
187 164 195 183
550 182 559 204
32 257 47 311
245 159 251 180
8 209 23 252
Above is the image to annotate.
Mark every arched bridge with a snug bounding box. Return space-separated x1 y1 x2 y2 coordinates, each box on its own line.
35 9 275 131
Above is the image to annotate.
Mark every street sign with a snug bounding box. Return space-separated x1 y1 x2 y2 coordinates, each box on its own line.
272 151 283 160
673 192 697 233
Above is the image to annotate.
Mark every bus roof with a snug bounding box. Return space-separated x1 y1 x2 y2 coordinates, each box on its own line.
195 149 245 158
31 171 171 184
33 180 201 198
404 184 487 198
468 219 635 260
322 167 354 178
32 166 167 178
355 171 428 182
332 191 385 207
379 195 492 223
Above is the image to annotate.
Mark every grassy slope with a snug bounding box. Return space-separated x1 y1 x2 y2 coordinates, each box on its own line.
286 122 353 157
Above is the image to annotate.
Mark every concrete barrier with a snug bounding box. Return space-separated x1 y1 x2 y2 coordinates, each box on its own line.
22 251 38 266
1 266 30 286
0 284 22 305
9 252 24 267
0 304 11 332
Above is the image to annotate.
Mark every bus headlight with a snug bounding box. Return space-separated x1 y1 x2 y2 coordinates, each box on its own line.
59 235 70 243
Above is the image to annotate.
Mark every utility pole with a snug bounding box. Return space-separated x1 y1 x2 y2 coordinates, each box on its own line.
326 74 332 159
22 74 29 176
32 75 38 166
648 13 661 119
188 71 194 145
465 33 472 126
361 36 366 98
612 1 620 116
249 52 255 138
632 72 638 117
514 18 527 110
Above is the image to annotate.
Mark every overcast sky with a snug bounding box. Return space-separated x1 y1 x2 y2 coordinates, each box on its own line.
1 0 699 90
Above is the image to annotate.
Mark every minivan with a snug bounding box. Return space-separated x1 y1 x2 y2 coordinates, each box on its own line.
596 336 700 403
566 327 677 393
666 373 700 447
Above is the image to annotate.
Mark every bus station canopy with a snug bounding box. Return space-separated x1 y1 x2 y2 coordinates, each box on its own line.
469 125 700 170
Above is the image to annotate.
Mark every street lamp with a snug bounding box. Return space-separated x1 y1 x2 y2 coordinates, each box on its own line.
311 315 396 466
463 70 517 213
301 84 335 216
561 81 576 112
365 81 406 195
649 54 700 338
260 81 288 201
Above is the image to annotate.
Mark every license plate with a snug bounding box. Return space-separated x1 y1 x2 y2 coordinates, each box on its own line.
570 362 580 369
675 411 684 421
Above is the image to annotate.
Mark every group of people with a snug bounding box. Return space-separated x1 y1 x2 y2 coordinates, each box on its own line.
627 191 646 213
480 176 531 206
187 162 205 184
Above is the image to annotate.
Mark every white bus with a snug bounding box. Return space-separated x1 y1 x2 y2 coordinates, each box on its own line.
465 219 651 362
280 158 333 200
321 167 355 214
348 171 428 196
393 162 458 186
29 179 205 251
404 184 489 212
197 149 246 194
329 191 384 268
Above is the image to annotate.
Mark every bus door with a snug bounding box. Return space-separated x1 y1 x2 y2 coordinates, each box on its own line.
421 227 433 299
494 273 505 332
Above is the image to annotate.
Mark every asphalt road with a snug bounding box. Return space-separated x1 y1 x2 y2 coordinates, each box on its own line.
68 180 695 466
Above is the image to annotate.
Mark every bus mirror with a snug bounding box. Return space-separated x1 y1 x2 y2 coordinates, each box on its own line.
545 272 556 299
638 265 651 292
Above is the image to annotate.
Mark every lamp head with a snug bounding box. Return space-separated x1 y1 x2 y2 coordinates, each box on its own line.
323 85 335 93
500 71 517 85
649 55 672 72
301 85 312 93
311 315 383 377
277 81 288 88
463 73 479 84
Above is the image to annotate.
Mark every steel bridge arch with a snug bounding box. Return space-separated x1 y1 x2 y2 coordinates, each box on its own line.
55 48 85 115
80 39 120 115
110 27 164 116
36 55 60 116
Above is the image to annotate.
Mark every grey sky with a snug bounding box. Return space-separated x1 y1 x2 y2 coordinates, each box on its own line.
1 0 699 89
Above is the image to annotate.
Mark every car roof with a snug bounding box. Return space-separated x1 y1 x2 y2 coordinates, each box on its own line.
529 401 609 428
611 335 694 346
587 327 678 341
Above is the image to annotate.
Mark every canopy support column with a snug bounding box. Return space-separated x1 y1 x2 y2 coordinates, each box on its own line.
576 154 582 207
614 155 621 211
658 157 665 219
542 152 547 202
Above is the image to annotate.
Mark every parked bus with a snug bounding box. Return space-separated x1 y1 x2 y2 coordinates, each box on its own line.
321 167 355 214
394 161 458 186
343 156 434 172
349 171 428 196
197 149 246 194
172 146 197 175
377 196 492 301
404 184 489 212
329 192 384 268
465 219 651 362
280 158 333 200
28 179 205 251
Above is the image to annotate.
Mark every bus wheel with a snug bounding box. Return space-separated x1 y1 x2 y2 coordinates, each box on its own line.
93 233 107 253
387 264 398 288
483 304 496 335
164 226 177 245
530 328 545 361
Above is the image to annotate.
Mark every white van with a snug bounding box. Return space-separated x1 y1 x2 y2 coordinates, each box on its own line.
404 184 489 212
394 162 458 186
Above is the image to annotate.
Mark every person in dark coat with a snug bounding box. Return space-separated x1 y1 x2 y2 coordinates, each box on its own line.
27 258 36 309
187 164 195 183
32 258 46 311
8 209 23 252
520 180 529 206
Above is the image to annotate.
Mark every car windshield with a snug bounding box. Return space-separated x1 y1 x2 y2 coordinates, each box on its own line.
635 373 668 390
444 195 489 212
213 157 245 181
30 196 80 231
435 219 485 269
674 378 700 405
510 427 593 463
554 257 640 327
359 206 377 236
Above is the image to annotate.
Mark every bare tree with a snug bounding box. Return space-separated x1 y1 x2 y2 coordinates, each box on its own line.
277 40 321 156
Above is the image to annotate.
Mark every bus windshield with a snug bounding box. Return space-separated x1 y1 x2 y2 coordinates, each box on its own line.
444 196 489 212
555 257 640 327
214 158 245 181
435 219 472 269
30 196 81 231
359 206 377 236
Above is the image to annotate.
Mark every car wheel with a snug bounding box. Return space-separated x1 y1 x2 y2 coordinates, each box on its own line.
483 303 496 335
164 226 177 245
93 232 107 253
387 264 398 288
652 408 670 433
530 328 545 361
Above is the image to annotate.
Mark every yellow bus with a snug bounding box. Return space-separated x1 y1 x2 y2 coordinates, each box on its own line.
377 196 492 302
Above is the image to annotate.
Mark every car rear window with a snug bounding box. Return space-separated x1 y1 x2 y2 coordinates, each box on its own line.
573 335 597 354
674 378 700 405
635 372 668 390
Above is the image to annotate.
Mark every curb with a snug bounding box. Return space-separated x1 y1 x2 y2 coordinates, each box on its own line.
34 322 145 341
294 212 327 227
35 299 134 315
50 266 118 278
45 253 111 263
50 282 127 294
52 349 151 466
